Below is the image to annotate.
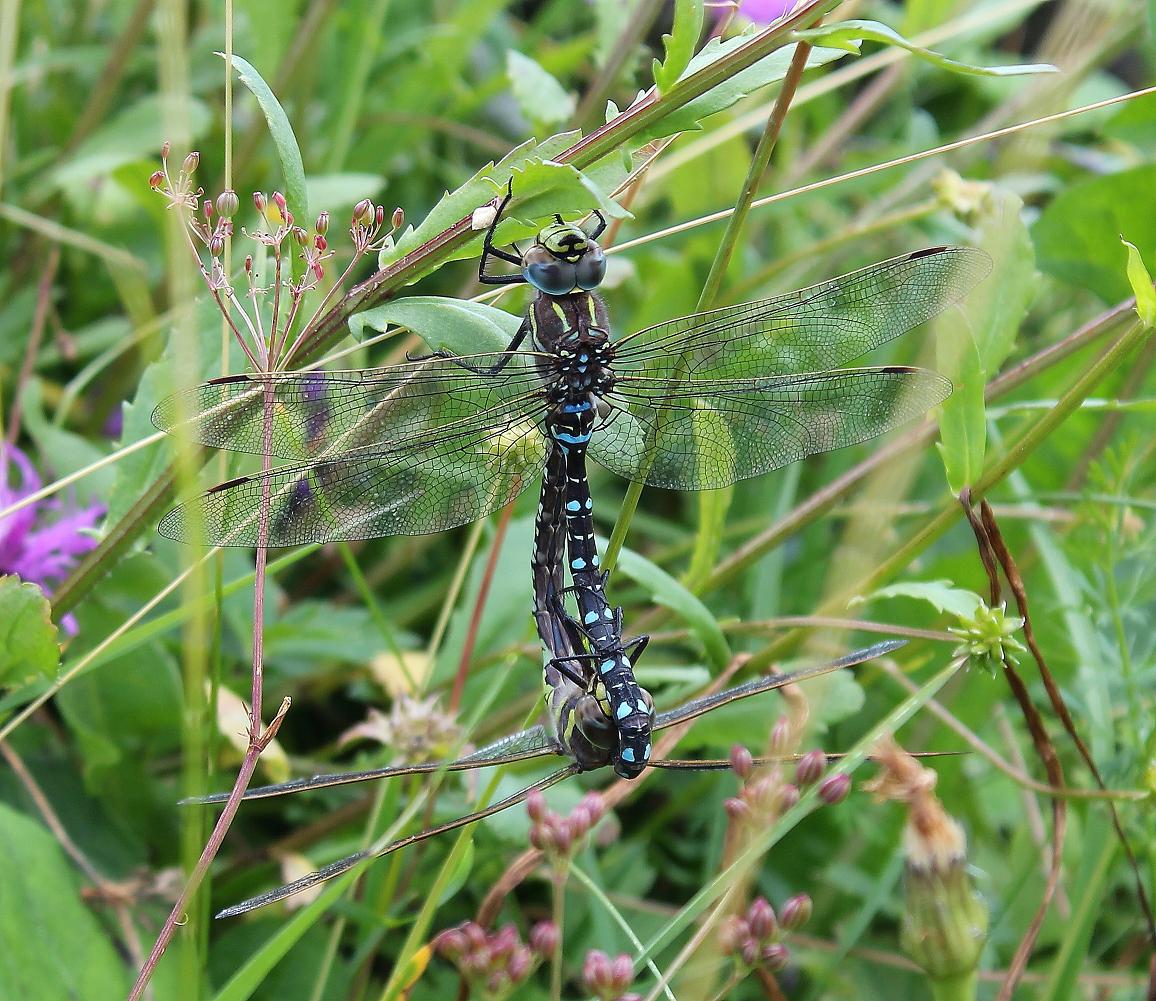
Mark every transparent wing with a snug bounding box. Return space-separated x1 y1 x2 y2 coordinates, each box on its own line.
611 247 990 377
654 640 905 731
152 350 550 461
184 725 565 805
588 368 950 489
158 395 549 545
215 764 580 919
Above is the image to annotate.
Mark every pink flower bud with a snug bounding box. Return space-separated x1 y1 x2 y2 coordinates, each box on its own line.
779 784 800 811
740 938 760 967
780 893 812 930
729 744 753 779
529 921 559 958
375 204 385 225
315 210 329 235
209 235 224 257
569 806 592 838
724 797 750 823
432 927 467 959
526 789 547 823
609 953 633 991
215 189 239 218
794 750 825 787
818 772 851 805
761 942 790 971
747 897 777 940
253 191 267 213
202 201 213 221
182 151 199 173
769 716 792 755
161 140 171 159
314 234 327 252
392 206 404 230
461 947 490 978
272 191 287 218
507 945 532 982
490 924 518 960
580 791 606 825
484 969 508 994
718 915 748 956
583 949 612 991
293 226 308 246
244 254 253 273
462 921 487 951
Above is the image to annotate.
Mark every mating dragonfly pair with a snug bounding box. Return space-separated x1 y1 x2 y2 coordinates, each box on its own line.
158 183 990 916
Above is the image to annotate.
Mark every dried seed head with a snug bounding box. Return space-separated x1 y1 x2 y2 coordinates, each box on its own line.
353 198 374 227
215 189 239 218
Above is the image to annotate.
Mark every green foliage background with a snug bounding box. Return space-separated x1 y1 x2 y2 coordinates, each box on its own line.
0 1 1153 999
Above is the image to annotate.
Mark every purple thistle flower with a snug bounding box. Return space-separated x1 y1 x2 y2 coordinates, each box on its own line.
1 444 103 633
738 0 797 24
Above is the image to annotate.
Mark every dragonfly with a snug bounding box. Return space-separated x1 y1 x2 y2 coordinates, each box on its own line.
191 638 905 918
154 183 990 775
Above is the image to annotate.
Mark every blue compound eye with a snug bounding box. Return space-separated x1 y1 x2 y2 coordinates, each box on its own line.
575 246 606 290
526 259 577 295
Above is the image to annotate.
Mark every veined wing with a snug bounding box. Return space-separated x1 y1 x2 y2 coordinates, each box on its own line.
654 640 905 731
215 764 580 918
185 724 564 805
152 350 550 461
611 247 989 379
588 368 949 489
158 395 549 545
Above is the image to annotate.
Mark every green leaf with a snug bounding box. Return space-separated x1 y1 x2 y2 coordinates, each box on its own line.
1034 165 1156 302
637 36 846 143
792 20 1058 77
616 546 731 672
936 329 985 493
506 50 576 127
0 577 60 684
350 296 522 355
653 0 705 93
0 804 128 998
1122 237 1156 326
854 580 984 619
226 54 308 223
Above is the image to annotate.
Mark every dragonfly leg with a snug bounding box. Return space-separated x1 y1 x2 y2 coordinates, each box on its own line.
405 315 532 374
479 178 526 284
624 633 650 666
585 209 607 241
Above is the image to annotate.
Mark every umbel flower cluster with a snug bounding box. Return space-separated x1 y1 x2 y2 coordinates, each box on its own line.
149 143 401 370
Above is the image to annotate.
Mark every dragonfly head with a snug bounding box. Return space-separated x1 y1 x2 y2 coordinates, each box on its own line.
524 219 606 295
